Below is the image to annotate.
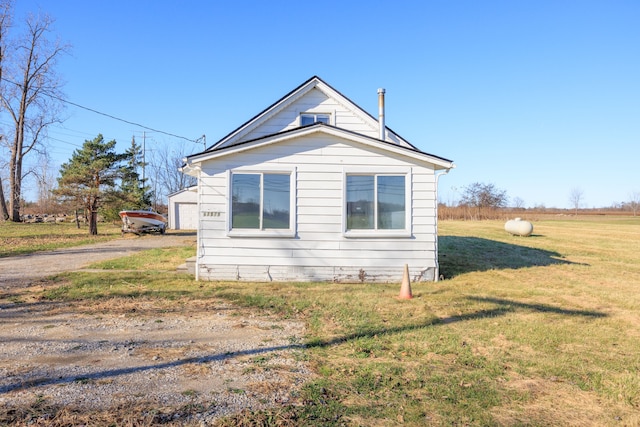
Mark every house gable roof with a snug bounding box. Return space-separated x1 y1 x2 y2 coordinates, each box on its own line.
167 185 197 198
209 76 416 151
185 122 454 173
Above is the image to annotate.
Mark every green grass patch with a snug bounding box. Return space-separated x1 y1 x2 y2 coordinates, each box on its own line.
87 246 196 271
42 271 211 301
0 221 122 257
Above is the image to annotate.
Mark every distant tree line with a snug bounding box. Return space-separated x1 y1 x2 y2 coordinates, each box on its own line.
439 182 640 220
440 182 509 220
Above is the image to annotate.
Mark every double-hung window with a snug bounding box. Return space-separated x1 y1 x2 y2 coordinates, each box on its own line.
345 172 410 236
229 170 295 236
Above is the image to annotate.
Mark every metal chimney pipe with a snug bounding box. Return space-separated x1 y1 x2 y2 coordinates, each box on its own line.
377 88 386 140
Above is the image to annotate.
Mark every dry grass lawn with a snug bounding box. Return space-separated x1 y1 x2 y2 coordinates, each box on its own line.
2 216 639 426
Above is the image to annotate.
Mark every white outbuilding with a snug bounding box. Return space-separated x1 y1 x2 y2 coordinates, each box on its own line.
167 186 198 230
181 76 455 282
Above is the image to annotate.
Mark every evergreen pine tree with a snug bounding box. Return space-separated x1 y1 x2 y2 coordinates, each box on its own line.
120 136 152 209
55 134 124 235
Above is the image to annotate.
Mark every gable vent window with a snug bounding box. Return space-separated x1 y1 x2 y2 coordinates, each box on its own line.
301 113 330 126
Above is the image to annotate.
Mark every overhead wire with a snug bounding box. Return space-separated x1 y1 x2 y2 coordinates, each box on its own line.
0 77 200 143
53 96 199 143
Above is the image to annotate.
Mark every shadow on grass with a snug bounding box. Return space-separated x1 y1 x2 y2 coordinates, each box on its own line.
438 236 587 279
466 296 607 318
0 296 606 395
305 296 606 348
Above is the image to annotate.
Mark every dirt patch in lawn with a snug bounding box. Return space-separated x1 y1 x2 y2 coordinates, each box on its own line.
0 293 311 425
0 233 312 425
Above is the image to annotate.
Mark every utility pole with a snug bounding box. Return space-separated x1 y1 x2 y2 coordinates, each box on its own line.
196 134 206 151
142 131 146 185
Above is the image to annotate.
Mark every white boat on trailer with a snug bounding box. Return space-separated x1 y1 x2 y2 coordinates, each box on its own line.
119 209 167 234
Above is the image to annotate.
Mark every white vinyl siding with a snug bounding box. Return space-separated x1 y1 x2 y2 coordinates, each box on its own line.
213 78 418 152
196 134 438 282
240 88 377 141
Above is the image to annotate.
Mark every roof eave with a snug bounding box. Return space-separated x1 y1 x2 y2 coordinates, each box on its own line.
186 124 454 170
179 162 201 177
209 76 322 150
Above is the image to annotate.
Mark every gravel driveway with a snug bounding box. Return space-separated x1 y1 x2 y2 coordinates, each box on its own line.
0 232 196 290
0 232 311 425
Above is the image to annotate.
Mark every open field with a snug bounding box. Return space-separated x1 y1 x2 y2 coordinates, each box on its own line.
1 216 639 425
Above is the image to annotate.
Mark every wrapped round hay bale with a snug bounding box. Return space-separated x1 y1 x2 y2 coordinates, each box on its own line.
505 218 533 237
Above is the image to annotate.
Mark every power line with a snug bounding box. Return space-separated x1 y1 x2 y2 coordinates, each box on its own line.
57 97 199 143
0 77 200 143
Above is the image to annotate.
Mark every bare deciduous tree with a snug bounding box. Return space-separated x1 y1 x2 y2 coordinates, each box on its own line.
629 191 640 217
569 187 584 216
0 9 68 221
35 152 56 212
0 0 12 220
512 196 525 209
148 142 197 208
459 182 508 219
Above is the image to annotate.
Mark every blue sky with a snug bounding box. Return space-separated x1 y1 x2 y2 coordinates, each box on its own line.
12 0 640 208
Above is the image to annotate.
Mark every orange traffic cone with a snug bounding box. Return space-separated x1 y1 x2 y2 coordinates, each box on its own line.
398 264 413 299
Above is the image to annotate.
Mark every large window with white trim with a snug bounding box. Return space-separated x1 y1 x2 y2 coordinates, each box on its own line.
231 172 291 230
346 174 407 231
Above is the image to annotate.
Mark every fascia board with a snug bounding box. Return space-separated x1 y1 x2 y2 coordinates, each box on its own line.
212 76 409 151
314 80 416 149
179 162 201 177
167 188 187 198
313 81 377 130
212 78 320 150
320 126 455 170
187 125 326 163
187 125 454 170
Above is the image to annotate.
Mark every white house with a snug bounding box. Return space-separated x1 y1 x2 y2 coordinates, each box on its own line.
167 186 198 230
181 76 454 283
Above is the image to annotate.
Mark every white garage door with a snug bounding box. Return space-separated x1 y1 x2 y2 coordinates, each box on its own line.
176 203 198 230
